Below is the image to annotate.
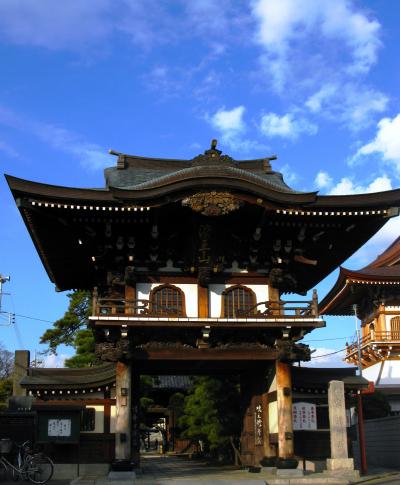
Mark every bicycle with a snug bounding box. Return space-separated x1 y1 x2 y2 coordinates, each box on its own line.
0 439 54 484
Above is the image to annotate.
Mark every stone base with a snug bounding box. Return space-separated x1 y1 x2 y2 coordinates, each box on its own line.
107 471 136 480
276 468 304 477
326 458 354 471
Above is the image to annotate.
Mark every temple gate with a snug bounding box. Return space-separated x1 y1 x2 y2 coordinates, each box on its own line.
7 140 400 466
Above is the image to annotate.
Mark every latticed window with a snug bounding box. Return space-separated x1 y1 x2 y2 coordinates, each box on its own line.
222 285 256 317
150 285 185 316
390 316 400 339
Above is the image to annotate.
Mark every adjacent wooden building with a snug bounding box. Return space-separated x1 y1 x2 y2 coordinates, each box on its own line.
320 236 400 412
6 141 400 466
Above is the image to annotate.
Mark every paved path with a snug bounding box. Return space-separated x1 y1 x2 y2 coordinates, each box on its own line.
136 455 270 484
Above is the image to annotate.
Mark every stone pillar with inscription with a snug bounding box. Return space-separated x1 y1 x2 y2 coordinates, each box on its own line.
327 380 356 475
115 361 132 460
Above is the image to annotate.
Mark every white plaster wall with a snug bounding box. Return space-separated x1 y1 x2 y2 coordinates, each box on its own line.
110 405 116 433
385 311 400 331
81 405 104 434
208 284 269 318
388 399 400 412
364 360 400 386
136 283 198 317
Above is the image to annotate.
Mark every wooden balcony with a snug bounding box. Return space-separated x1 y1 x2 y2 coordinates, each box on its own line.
93 293 319 321
346 331 400 357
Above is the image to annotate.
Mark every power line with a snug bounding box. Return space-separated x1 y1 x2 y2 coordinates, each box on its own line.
303 336 353 343
311 348 346 359
12 313 54 324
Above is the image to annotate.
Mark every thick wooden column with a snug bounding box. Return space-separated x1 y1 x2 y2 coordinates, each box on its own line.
115 361 132 460
276 362 294 459
240 371 269 467
131 371 141 464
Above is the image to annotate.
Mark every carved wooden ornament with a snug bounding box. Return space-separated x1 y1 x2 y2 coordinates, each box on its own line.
182 191 243 216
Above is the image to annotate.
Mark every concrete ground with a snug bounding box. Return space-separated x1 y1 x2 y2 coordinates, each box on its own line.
134 455 353 484
3 456 400 485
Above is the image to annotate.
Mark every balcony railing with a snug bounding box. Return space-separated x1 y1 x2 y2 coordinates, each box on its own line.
346 331 400 354
94 295 319 319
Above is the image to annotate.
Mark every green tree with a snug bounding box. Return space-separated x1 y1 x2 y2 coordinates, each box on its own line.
178 376 241 459
40 290 97 368
0 379 12 409
0 342 14 408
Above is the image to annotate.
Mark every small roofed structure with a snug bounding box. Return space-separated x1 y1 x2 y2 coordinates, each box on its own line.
320 236 400 412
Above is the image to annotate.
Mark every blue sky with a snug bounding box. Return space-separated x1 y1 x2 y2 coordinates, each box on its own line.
1 0 400 367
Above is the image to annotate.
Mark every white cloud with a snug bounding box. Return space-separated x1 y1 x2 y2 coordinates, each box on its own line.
353 115 400 169
208 106 246 149
279 164 298 186
343 86 388 128
0 139 20 159
302 347 349 368
0 0 245 53
315 171 333 190
347 215 400 268
305 83 388 130
260 112 317 139
305 84 338 113
0 105 110 170
42 353 69 368
211 106 246 133
328 174 392 195
252 0 381 92
207 105 269 153
0 0 113 50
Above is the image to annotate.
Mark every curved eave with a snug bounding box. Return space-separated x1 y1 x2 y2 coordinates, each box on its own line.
314 190 400 208
365 236 400 269
320 267 400 315
5 174 113 202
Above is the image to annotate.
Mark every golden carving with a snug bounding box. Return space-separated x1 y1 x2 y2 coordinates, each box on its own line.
182 191 243 216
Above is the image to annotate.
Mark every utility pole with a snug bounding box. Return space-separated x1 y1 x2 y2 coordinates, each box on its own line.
353 304 367 475
0 274 10 313
0 274 13 326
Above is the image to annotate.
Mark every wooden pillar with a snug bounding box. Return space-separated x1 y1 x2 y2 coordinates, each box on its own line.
240 371 268 467
125 285 136 315
198 285 209 318
131 371 141 464
276 362 294 459
115 361 131 460
268 286 281 315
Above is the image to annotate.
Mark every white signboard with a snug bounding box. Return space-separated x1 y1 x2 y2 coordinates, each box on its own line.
292 402 317 430
48 419 72 437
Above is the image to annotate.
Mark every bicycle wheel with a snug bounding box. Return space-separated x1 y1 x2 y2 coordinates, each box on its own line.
0 459 9 481
26 455 54 484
